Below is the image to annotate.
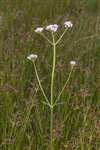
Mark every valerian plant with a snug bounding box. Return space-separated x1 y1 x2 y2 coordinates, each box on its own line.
27 20 76 150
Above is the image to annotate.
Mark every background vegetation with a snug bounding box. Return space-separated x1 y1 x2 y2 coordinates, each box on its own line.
0 0 100 149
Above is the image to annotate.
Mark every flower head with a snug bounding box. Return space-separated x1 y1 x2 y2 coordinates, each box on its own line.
46 24 59 32
27 54 38 61
34 27 44 33
64 21 73 28
70 60 76 66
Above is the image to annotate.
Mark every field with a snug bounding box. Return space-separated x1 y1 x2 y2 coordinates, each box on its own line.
0 0 100 150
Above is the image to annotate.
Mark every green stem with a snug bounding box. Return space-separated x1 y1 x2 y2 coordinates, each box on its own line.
50 107 53 150
55 28 67 45
54 66 74 106
50 32 56 150
33 61 50 107
51 43 56 105
41 33 53 45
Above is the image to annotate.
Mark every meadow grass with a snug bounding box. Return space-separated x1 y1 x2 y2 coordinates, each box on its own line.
0 0 100 150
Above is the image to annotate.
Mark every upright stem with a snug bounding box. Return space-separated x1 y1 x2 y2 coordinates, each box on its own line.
51 42 56 105
50 33 56 150
50 107 53 150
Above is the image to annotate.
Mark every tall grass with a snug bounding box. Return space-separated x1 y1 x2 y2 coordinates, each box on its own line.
0 0 100 150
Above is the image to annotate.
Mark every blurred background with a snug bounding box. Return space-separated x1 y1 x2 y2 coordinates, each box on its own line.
0 0 100 150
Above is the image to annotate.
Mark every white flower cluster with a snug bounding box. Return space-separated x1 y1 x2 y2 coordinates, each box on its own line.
34 20 73 33
70 61 76 66
27 54 38 61
64 21 73 28
34 27 44 33
46 24 59 32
